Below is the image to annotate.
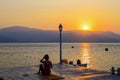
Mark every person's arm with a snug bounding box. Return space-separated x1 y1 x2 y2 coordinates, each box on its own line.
40 58 44 63
40 55 46 63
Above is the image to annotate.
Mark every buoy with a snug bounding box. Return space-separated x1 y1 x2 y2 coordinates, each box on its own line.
105 48 108 51
71 46 74 48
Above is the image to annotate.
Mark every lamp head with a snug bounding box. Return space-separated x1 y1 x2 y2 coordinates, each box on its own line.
59 24 63 31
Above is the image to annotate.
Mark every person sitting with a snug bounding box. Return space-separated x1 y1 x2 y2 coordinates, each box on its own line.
77 59 81 65
37 54 52 76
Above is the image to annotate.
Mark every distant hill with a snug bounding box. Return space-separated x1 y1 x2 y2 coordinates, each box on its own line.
0 26 120 43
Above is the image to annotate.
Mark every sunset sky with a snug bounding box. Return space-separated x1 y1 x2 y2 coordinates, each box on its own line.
0 0 120 33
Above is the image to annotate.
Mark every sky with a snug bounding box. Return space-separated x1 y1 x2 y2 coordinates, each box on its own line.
0 0 120 33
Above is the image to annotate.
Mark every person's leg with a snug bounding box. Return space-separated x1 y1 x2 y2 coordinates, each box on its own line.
37 64 43 74
40 64 44 72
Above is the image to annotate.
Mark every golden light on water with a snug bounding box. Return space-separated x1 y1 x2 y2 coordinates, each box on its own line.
81 43 90 68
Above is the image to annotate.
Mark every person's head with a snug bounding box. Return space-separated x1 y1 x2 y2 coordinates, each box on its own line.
43 54 49 61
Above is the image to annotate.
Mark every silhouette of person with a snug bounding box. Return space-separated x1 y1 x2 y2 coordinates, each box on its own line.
37 54 53 75
77 59 81 65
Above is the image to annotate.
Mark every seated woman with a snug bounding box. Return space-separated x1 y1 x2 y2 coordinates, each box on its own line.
37 54 53 76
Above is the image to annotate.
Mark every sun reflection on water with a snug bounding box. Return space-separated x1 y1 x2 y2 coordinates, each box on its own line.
81 43 90 68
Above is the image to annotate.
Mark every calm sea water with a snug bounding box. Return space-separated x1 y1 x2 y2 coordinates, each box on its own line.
0 43 120 71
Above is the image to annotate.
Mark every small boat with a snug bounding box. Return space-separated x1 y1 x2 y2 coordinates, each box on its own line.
77 64 87 67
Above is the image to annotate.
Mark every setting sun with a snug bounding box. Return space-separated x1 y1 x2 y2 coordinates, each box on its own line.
83 26 89 31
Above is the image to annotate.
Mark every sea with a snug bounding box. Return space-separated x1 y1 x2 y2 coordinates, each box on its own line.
0 43 120 71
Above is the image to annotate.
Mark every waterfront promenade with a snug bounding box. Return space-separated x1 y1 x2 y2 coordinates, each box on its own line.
0 64 120 80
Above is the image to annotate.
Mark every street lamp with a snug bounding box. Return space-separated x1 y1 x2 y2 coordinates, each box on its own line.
59 24 63 64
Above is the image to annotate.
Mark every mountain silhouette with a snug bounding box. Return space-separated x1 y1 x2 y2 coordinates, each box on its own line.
0 26 120 43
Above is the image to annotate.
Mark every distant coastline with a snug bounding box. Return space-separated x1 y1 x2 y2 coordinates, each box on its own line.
0 26 120 43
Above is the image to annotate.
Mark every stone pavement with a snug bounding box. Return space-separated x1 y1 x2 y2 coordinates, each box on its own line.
0 64 120 80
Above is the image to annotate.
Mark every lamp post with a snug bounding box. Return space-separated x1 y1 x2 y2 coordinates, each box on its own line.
59 24 63 64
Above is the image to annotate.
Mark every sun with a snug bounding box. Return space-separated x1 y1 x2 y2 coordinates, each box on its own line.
83 26 89 31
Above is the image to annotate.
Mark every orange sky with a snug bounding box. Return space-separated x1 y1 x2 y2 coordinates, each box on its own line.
0 0 120 33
